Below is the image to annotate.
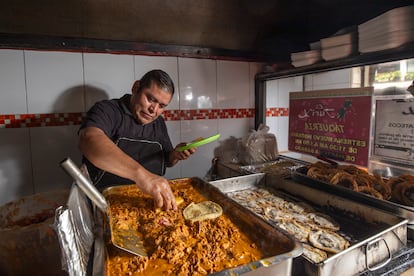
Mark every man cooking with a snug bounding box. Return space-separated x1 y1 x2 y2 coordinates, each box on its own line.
78 69 196 211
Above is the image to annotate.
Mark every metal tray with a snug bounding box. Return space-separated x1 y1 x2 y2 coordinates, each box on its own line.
93 177 302 276
210 174 408 276
292 166 414 224
239 157 308 178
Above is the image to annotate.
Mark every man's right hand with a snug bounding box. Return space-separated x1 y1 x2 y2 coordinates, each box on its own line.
135 170 177 211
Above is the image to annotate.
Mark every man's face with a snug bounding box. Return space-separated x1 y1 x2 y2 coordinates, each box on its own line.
131 83 172 125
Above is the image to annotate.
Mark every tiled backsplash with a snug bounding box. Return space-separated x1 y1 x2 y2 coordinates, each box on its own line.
0 107 293 129
0 113 84 128
0 108 260 128
266 107 289 117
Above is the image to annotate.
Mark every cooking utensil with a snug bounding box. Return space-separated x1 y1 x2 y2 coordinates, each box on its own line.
60 157 147 256
176 133 220 151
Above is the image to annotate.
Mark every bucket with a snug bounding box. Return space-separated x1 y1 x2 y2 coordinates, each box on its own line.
0 189 69 276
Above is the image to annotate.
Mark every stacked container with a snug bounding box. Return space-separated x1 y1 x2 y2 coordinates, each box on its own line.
320 27 357 61
358 5 414 53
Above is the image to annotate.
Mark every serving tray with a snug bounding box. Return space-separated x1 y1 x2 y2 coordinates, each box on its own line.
210 173 408 276
94 177 302 276
292 166 414 224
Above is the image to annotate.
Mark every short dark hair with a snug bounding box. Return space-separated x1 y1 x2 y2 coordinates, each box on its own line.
138 69 175 95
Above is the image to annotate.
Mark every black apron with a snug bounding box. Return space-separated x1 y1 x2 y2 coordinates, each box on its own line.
85 136 165 189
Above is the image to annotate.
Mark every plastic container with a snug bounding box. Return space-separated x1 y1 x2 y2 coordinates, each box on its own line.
358 6 414 34
0 190 69 276
291 50 322 67
358 5 414 53
359 29 414 53
322 43 357 61
320 32 356 49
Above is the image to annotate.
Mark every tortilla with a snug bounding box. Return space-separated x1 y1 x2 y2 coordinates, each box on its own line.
183 201 223 222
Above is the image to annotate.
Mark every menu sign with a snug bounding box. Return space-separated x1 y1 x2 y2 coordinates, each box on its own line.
374 99 414 163
288 88 373 166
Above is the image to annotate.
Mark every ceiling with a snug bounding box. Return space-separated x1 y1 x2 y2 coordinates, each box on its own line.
0 0 413 62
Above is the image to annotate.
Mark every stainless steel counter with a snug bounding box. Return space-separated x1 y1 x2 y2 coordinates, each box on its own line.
214 162 414 276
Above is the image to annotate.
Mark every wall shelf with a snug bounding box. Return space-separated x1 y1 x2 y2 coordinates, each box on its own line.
256 42 414 82
254 42 414 129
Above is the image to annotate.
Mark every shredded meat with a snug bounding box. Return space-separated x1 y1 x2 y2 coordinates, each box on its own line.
105 180 264 275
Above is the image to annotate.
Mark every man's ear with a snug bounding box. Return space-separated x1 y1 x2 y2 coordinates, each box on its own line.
132 80 140 94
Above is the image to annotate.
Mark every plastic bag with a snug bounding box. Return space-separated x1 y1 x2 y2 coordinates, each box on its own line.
214 136 241 164
238 124 279 165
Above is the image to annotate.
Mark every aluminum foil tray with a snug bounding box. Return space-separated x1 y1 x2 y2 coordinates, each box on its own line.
292 166 414 224
93 177 302 276
210 174 408 276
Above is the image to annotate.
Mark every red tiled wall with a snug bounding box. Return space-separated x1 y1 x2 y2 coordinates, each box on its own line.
266 107 289 117
0 107 287 128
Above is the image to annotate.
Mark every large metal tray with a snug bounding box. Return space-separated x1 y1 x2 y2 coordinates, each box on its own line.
93 177 302 276
292 166 414 224
210 173 408 276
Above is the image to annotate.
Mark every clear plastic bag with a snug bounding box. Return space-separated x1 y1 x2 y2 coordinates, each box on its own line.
214 136 240 164
238 124 279 165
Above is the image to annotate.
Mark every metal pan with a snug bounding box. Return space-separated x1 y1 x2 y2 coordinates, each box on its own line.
292 166 414 224
210 173 408 276
96 177 303 276
239 156 308 179
60 157 147 256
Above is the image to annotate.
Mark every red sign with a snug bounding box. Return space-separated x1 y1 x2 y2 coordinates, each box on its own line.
288 87 373 166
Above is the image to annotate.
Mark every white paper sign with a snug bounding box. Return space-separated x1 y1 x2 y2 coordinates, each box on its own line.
374 99 414 163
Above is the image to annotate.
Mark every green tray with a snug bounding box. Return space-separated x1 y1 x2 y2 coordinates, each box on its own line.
177 134 220 151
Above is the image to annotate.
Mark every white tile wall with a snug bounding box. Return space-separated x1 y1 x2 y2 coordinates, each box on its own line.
30 125 81 193
266 76 302 108
180 119 219 178
304 68 352 90
266 79 279 107
279 77 303 106
249 62 263 108
217 60 250 108
178 58 217 110
84 53 135 111
265 76 303 152
0 128 33 206
25 50 85 113
0 50 27 114
215 60 256 159
165 120 182 180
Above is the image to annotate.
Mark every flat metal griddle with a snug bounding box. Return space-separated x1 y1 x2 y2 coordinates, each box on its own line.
210 173 407 276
